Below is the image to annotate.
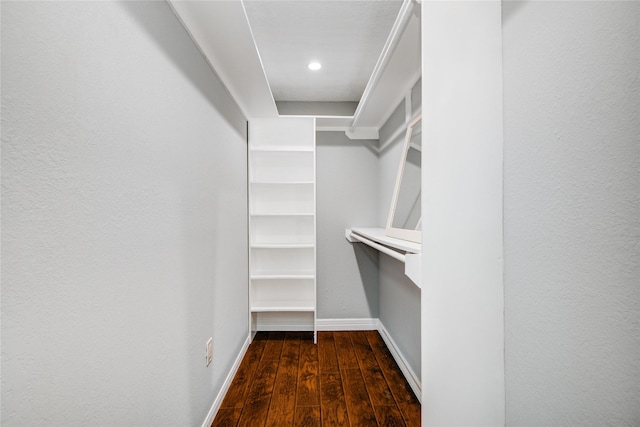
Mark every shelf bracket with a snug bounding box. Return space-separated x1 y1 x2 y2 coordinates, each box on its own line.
404 254 421 288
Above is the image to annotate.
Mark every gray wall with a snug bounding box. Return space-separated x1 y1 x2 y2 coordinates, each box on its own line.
1 2 248 425
503 1 640 424
378 101 407 226
379 256 421 377
377 79 422 378
316 101 421 378
316 132 379 319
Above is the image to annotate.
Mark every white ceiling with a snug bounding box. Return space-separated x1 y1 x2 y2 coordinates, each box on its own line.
243 0 403 102
169 0 420 129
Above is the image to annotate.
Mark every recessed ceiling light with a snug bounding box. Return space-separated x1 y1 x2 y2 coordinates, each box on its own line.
308 61 322 71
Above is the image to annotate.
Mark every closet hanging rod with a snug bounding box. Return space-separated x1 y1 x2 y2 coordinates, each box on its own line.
348 231 406 263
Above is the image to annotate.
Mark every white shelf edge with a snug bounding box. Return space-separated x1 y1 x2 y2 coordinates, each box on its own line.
250 242 315 248
250 244 315 249
250 213 315 217
249 146 314 152
250 181 314 185
250 304 316 312
348 227 421 253
346 227 421 288
251 274 316 280
250 180 315 185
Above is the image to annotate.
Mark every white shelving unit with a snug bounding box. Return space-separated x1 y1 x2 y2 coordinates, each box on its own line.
248 117 316 342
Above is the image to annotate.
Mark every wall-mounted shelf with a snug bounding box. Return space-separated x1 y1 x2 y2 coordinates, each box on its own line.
345 227 421 288
250 212 314 216
250 243 315 249
250 146 314 152
251 274 316 280
250 303 316 312
250 181 314 185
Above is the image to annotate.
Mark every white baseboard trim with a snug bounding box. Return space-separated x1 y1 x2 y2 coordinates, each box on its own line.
377 322 422 403
201 334 251 427
316 317 380 331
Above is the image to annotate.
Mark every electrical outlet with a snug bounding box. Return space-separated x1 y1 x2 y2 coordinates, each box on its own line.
206 337 213 367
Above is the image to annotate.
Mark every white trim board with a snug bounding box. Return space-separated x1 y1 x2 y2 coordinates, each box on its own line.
201 334 252 427
316 318 380 331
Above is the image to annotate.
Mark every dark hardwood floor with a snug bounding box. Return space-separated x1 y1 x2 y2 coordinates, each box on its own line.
212 330 420 427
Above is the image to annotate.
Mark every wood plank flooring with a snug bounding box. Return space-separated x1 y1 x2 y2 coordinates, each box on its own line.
213 331 420 427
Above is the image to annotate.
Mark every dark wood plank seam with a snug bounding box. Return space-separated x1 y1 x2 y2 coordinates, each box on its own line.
350 331 385 422
365 331 419 426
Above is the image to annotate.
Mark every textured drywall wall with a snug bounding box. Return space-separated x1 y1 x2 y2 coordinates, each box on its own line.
316 132 379 319
503 2 640 424
421 2 505 424
379 256 421 377
378 101 407 226
1 2 248 425
377 78 422 379
377 77 422 226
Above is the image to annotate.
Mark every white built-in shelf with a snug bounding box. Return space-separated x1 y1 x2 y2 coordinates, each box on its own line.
251 239 315 247
251 243 315 249
346 227 421 288
250 181 314 185
349 227 420 253
251 272 315 280
250 146 314 152
250 302 315 312
250 213 314 217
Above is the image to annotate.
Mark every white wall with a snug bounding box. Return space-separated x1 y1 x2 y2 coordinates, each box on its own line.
316 132 379 320
1 2 248 425
421 2 505 424
503 2 640 424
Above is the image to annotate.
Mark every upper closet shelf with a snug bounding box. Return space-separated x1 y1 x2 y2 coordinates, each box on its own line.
345 227 421 288
346 228 420 253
